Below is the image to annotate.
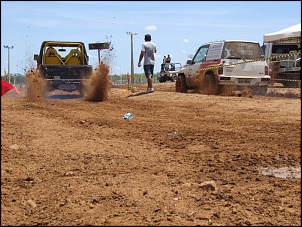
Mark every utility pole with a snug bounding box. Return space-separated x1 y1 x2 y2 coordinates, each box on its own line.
126 32 138 85
98 49 101 63
3 45 14 84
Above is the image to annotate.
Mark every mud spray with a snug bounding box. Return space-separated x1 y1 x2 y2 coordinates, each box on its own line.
25 68 47 102
83 61 110 102
83 36 115 102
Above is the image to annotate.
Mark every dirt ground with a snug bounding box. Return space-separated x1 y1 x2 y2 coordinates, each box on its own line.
1 77 301 226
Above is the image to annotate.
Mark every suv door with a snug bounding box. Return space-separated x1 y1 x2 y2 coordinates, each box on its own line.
185 45 210 88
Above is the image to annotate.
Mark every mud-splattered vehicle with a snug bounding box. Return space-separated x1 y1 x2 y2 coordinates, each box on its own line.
158 62 182 83
34 41 93 96
176 40 271 95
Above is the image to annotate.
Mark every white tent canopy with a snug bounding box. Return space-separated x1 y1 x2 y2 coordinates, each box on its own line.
263 23 301 42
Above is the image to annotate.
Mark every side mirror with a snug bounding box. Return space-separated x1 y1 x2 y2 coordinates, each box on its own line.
34 54 39 61
186 59 192 64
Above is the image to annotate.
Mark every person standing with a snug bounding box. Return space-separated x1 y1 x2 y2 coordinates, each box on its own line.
165 54 171 71
138 34 157 93
166 54 171 63
163 56 167 63
161 56 166 71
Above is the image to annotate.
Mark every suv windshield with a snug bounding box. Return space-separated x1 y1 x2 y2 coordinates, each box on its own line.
222 42 262 60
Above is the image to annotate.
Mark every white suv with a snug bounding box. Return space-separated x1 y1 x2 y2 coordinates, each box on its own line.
176 40 270 95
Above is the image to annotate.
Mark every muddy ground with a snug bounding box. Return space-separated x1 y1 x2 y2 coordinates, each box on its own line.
1 80 301 226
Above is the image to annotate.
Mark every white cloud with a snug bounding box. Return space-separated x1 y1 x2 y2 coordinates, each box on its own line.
155 54 161 59
183 38 189 43
145 25 157 31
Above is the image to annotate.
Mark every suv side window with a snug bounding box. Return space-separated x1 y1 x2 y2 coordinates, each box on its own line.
193 45 209 63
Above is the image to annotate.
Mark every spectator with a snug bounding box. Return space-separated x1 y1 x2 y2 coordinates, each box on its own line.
166 54 171 63
138 34 157 93
163 56 167 63
161 56 166 71
165 54 171 70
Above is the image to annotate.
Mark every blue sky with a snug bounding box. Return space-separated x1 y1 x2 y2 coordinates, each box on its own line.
1 1 301 76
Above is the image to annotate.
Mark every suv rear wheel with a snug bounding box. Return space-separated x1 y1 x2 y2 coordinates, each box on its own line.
202 74 219 95
250 85 268 96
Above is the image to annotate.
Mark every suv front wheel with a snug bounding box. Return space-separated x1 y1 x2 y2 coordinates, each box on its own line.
176 75 188 93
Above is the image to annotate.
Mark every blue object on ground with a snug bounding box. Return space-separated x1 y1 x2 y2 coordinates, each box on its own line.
123 113 133 120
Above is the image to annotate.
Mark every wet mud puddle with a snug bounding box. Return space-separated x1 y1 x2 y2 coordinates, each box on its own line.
258 166 301 179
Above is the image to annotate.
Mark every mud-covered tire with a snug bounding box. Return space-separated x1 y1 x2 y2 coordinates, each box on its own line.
202 74 219 95
176 75 188 93
251 85 268 96
258 86 268 95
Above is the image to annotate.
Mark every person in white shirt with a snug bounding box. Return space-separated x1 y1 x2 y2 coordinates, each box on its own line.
138 34 157 93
